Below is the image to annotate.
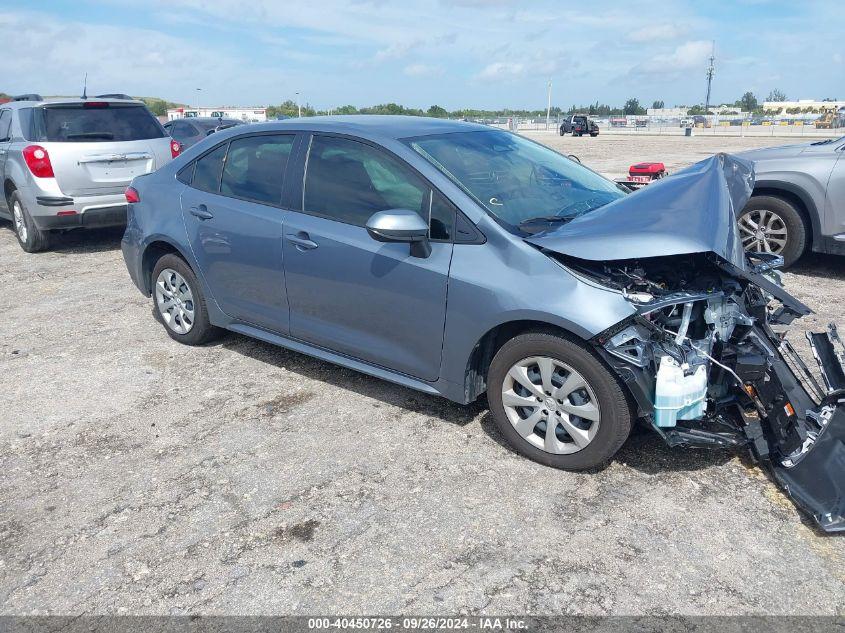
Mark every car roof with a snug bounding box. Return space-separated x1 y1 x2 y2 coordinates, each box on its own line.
239 115 491 140
176 117 242 124
1 97 143 109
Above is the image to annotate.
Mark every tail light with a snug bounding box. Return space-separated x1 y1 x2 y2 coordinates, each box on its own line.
22 145 55 178
170 140 182 158
125 186 140 203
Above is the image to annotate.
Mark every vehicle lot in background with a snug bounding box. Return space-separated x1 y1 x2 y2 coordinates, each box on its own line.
1 134 843 614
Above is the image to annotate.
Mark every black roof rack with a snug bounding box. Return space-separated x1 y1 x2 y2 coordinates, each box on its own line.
95 93 135 100
11 94 43 102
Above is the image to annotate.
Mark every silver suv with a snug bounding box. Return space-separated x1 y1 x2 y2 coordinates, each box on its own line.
737 135 845 266
0 95 178 252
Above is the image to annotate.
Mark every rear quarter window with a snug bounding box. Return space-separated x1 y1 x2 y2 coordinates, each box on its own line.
30 104 166 142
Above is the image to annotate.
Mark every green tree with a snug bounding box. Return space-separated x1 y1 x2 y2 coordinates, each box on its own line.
739 91 758 112
623 98 645 115
427 104 448 118
652 100 665 110
766 89 787 102
334 104 358 115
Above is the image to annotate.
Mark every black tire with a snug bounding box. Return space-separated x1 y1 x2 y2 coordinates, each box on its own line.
487 331 633 471
739 195 807 267
590 132 599 137
9 191 50 253
151 253 220 345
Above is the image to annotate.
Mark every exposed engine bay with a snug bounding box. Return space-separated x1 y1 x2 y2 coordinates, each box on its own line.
559 252 845 533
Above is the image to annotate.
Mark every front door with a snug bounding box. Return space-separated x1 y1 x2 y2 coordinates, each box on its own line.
283 134 456 381
825 144 845 241
181 133 296 333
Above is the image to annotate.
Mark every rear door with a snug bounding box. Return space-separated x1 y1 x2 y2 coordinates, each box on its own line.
282 134 455 381
180 133 296 333
32 102 171 196
0 109 11 214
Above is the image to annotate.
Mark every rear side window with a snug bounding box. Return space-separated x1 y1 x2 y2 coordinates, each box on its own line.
29 104 165 142
192 143 228 193
220 134 294 205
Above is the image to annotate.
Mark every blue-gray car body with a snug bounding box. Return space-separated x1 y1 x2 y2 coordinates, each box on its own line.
121 116 845 532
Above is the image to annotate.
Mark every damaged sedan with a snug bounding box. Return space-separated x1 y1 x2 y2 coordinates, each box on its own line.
121 117 844 532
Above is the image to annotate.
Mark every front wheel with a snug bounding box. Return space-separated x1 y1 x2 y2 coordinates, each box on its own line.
151 254 220 345
738 195 807 267
487 331 633 470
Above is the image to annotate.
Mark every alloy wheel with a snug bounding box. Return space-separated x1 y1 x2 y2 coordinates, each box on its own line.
739 209 788 255
501 356 601 455
12 201 27 243
155 268 195 334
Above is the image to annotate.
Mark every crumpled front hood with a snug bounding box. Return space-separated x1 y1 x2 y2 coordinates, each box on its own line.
526 153 754 270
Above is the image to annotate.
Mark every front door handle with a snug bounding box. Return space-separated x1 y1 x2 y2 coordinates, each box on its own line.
285 232 319 250
190 204 214 220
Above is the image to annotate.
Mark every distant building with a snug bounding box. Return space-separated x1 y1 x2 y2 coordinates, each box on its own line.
166 107 267 122
647 106 746 117
763 99 845 113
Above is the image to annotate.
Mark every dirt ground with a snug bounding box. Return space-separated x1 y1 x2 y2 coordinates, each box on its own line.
1 133 843 616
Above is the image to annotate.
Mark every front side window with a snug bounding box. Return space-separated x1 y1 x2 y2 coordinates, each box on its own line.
303 135 453 239
220 134 294 205
405 129 625 234
30 104 165 142
192 143 227 193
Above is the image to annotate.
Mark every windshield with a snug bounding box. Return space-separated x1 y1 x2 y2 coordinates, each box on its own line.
404 129 625 233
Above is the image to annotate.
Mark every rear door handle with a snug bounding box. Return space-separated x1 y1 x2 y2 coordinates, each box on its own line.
190 204 214 220
285 232 319 250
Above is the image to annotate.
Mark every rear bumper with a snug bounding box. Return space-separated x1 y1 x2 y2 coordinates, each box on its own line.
23 191 128 230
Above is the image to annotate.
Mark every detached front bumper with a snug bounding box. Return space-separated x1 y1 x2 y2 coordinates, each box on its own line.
768 328 845 532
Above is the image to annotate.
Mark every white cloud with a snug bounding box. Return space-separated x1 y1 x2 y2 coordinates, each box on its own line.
629 40 713 77
627 23 687 43
476 61 525 79
403 63 444 77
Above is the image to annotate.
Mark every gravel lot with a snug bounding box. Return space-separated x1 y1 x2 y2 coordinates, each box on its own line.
1 133 843 616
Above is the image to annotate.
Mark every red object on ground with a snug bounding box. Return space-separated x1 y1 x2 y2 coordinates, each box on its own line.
629 162 666 177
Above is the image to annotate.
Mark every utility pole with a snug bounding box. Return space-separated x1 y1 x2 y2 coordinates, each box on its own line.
546 79 552 131
704 41 715 117
295 92 301 118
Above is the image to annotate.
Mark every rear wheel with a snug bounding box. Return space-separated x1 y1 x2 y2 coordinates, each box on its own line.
487 331 633 470
151 254 219 345
738 195 807 267
10 192 50 253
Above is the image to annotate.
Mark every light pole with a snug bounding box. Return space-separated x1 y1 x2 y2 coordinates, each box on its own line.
195 88 202 112
546 79 552 131
295 92 302 118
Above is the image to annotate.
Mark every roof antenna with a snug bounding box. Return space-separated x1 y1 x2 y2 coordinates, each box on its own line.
82 72 88 100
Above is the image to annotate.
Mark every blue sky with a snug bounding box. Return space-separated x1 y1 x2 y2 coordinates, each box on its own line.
1 1 842 110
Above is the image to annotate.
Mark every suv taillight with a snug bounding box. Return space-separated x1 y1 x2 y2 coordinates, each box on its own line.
125 186 140 203
22 145 55 178
170 140 182 158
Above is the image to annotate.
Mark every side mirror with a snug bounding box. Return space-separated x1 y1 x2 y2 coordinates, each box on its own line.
366 209 431 258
